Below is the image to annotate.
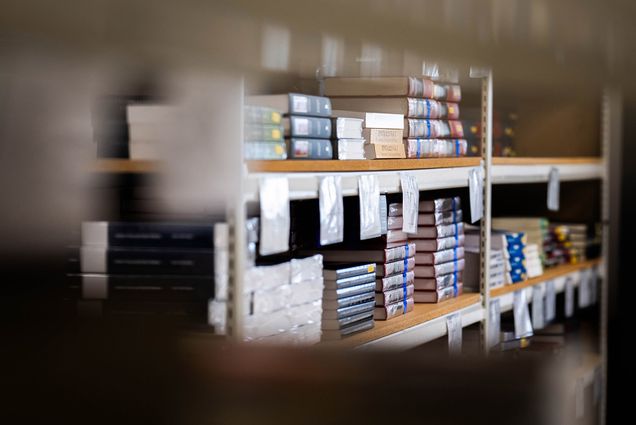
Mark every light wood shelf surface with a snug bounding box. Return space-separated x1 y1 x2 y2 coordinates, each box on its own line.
492 157 602 165
91 159 161 174
490 259 602 298
325 293 481 348
247 158 480 173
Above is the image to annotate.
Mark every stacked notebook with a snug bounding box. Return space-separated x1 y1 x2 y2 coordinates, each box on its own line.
389 196 465 303
243 105 286 160
243 255 324 344
332 110 405 159
321 263 376 340
248 93 333 159
331 116 365 160
126 104 174 160
325 77 466 159
72 221 216 324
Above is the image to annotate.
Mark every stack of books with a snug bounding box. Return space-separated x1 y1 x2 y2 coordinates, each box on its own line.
243 255 324 344
126 104 174 160
461 107 518 157
244 105 286 160
463 245 506 290
492 218 546 278
73 221 216 325
248 93 333 159
318 241 417 321
331 116 365 160
321 263 376 340
332 110 405 159
390 196 465 303
325 77 466 159
488 230 528 284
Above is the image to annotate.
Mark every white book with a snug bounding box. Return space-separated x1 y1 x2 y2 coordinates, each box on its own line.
331 110 404 129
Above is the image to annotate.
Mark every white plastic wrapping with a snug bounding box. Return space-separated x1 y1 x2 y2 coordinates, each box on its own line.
246 278 323 316
243 262 290 293
358 175 381 240
547 167 560 211
565 276 574 318
468 167 483 223
488 298 501 349
532 284 545 330
246 217 259 267
446 312 462 355
404 138 467 158
259 177 290 255
243 300 322 340
318 176 344 246
379 195 388 235
400 173 419 234
544 280 556 322
513 290 533 339
290 255 323 284
213 222 230 301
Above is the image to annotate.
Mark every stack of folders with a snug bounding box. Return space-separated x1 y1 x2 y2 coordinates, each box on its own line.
463 246 506 290
332 110 405 159
247 93 333 159
550 223 589 264
243 105 286 160
126 104 174 160
331 116 365 160
74 221 216 324
318 241 416 321
390 196 465 303
321 263 376 340
243 255 324 344
325 77 466 158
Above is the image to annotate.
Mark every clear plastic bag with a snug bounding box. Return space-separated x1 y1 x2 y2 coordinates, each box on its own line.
488 298 501 349
513 289 533 338
259 177 290 255
358 175 381 240
400 173 419 234
319 176 344 246
532 284 545 330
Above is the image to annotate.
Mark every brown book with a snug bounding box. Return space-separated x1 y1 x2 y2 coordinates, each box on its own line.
414 247 465 266
375 284 415 306
413 273 463 291
364 142 406 159
325 77 435 97
373 297 415 320
362 128 403 144
376 257 416 277
414 259 465 278
331 97 459 119
413 284 463 303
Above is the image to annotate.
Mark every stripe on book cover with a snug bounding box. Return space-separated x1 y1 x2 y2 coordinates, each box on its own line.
455 139 460 157
452 246 458 296
416 139 421 159
426 99 431 119
403 244 409 313
426 120 431 138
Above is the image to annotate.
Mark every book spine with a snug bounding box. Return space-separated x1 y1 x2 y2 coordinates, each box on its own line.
409 77 435 98
433 246 465 265
376 271 414 291
405 120 464 138
244 105 283 125
435 258 465 276
288 93 332 117
288 116 332 138
327 292 375 310
288 138 333 159
82 222 215 249
374 297 414 320
364 142 406 159
385 243 416 262
80 247 215 275
377 284 415 306
436 84 462 102
379 257 415 276
405 99 459 119
244 141 287 160
326 264 376 280
405 139 467 158
326 272 377 290
363 128 403 144
244 124 284 142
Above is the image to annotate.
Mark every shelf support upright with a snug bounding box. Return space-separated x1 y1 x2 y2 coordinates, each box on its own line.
227 77 247 342
472 68 493 354
600 86 621 425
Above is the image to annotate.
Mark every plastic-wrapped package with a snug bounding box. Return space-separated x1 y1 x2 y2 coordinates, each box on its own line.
319 176 344 246
374 297 414 320
388 196 461 216
246 217 259 267
246 278 323 316
243 261 290 293
413 222 463 239
358 175 381 240
488 299 501 349
213 223 230 301
446 313 462 355
468 167 483 223
414 259 465 278
414 246 465 266
513 289 533 338
405 138 467 158
404 119 464 139
400 173 419 235
259 177 290 255
244 141 287 160
387 210 464 229
413 272 462 291
243 300 322 340
291 255 323 284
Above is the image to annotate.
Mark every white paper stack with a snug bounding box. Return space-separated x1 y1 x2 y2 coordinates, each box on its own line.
126 104 175 160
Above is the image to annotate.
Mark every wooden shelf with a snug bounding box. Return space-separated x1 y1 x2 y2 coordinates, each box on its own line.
91 159 161 174
491 259 602 298
493 157 602 165
247 158 480 173
324 293 481 349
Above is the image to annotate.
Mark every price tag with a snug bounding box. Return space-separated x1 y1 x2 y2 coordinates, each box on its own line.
513 290 533 338
400 173 419 234
358 175 381 240
578 269 590 308
488 298 501 349
545 280 556 322
379 194 388 235
565 276 575 318
319 176 344 246
532 285 545 330
446 313 462 355
468 167 483 223
547 167 560 211
259 177 290 255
